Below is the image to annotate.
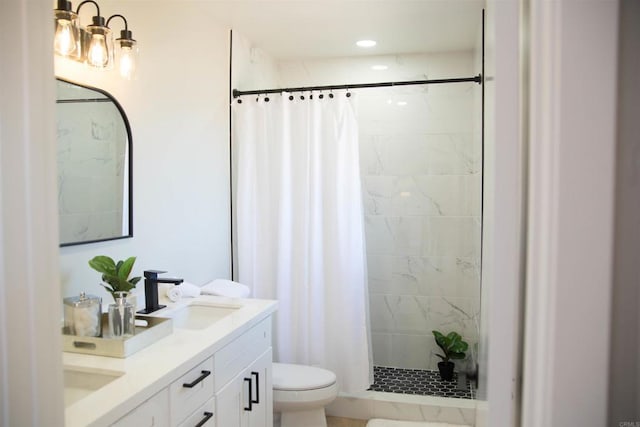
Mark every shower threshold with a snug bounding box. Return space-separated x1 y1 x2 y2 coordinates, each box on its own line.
369 366 476 400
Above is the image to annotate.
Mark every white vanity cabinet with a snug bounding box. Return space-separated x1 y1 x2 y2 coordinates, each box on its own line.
112 357 215 427
65 298 277 427
111 316 272 427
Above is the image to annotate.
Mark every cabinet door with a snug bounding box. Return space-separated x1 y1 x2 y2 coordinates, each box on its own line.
244 348 272 427
215 368 245 427
215 348 273 427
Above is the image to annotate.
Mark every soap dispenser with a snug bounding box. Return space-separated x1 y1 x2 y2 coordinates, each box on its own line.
63 292 102 337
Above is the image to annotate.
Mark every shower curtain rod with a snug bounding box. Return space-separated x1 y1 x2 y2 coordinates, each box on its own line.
232 74 482 98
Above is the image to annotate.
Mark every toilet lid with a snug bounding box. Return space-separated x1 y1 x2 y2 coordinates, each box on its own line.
272 363 337 391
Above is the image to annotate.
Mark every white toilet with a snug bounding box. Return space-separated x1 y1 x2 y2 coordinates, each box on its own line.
272 362 339 427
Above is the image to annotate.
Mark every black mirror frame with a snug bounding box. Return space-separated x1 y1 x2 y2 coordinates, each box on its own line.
56 77 134 247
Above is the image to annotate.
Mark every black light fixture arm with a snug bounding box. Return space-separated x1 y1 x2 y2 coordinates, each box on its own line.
107 14 134 42
106 14 128 29
76 0 107 27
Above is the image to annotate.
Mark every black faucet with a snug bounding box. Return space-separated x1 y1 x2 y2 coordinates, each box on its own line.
138 270 184 314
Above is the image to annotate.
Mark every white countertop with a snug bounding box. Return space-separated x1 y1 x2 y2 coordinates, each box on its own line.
63 295 277 427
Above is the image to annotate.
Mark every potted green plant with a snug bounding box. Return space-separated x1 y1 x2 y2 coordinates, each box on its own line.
432 330 468 381
89 255 141 302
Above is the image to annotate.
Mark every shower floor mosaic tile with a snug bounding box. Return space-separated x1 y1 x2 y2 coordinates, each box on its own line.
369 366 475 400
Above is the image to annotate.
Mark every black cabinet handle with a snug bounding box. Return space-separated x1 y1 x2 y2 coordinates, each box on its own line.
243 377 253 411
251 371 260 404
182 370 211 388
194 411 213 427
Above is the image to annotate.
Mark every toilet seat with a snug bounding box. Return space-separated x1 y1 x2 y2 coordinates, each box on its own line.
273 363 337 391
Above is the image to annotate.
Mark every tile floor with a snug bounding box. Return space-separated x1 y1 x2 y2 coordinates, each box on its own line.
368 366 475 399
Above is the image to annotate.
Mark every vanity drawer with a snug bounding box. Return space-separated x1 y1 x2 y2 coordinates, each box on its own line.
170 356 215 426
112 388 170 427
214 317 271 391
178 397 215 427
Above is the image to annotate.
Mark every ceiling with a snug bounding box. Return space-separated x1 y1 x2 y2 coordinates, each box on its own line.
208 1 484 60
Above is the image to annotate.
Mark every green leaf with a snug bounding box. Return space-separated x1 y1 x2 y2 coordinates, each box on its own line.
130 276 142 285
432 330 468 362
89 256 116 275
118 257 136 281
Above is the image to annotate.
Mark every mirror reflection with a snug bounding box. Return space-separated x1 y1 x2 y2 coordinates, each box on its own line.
56 78 132 246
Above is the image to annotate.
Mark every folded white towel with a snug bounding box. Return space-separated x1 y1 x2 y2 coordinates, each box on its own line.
164 281 201 302
179 281 202 298
201 279 250 298
166 285 182 302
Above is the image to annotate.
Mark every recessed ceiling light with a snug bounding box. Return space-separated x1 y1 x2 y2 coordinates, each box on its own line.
396 101 408 106
371 65 388 71
356 40 377 48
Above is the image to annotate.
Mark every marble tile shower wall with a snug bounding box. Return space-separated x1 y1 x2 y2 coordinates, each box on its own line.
358 76 480 372
277 52 481 371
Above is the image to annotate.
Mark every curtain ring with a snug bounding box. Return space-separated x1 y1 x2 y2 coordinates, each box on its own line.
237 98 243 104
289 95 294 101
319 92 324 99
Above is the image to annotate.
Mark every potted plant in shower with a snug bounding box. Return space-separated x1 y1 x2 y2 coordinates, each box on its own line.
89 255 142 303
432 330 468 381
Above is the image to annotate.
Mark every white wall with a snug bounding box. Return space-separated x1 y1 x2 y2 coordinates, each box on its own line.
56 2 232 305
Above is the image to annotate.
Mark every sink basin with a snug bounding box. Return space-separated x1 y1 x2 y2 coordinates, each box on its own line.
63 367 123 407
169 303 240 330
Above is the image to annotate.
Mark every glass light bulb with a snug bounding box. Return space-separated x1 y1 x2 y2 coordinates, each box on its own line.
87 33 108 67
54 19 77 56
119 46 136 79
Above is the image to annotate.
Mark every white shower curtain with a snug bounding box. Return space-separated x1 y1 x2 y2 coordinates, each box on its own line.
233 92 372 393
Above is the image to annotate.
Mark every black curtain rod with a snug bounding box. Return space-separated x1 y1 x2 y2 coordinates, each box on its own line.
232 74 482 98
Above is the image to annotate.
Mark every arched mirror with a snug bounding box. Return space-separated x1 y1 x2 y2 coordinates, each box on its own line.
56 78 133 246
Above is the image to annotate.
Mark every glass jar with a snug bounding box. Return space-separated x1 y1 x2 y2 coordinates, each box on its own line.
108 292 135 338
63 292 102 337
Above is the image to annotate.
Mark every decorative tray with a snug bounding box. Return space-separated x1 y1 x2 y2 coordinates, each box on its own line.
62 314 173 358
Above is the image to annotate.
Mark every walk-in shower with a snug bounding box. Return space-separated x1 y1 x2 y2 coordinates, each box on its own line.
357 78 482 401
230 6 484 422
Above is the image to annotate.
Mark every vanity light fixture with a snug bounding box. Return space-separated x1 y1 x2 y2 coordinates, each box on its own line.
53 0 138 78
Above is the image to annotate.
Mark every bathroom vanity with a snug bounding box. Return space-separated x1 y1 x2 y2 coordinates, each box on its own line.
63 295 277 427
